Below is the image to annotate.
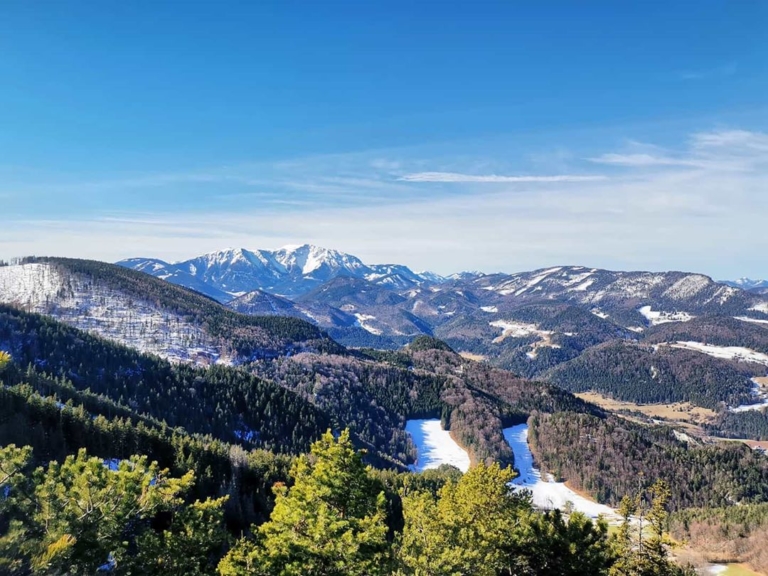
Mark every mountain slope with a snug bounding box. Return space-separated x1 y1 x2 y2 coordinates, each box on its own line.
118 244 436 300
0 258 342 364
0 304 329 453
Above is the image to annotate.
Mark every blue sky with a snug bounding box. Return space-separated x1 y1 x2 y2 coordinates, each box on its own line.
1 1 767 277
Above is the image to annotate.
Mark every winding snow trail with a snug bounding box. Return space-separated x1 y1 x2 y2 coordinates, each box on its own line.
405 419 470 473
504 424 619 520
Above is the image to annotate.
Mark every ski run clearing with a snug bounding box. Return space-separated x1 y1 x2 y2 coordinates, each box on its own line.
504 424 620 521
406 419 619 520
405 419 470 473
352 313 382 335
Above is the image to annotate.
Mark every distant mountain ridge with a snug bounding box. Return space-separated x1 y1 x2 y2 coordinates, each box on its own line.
722 278 768 293
119 245 445 301
118 246 768 350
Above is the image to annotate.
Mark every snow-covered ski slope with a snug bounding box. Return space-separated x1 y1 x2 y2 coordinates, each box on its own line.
0 263 226 365
504 424 619 520
405 419 470 473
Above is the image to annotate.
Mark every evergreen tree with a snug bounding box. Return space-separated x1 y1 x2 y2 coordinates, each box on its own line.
218 429 390 576
609 481 696 576
396 462 527 575
0 445 229 575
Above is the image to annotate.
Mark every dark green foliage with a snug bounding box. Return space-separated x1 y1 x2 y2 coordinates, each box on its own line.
0 305 329 453
529 411 768 511
326 327 407 350
0 382 292 529
407 335 455 353
707 410 768 440
544 340 758 409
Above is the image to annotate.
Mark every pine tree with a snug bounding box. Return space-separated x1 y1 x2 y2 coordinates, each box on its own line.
218 429 390 576
396 462 525 576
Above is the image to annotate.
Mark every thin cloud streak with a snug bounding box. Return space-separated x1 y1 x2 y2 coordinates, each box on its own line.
398 172 607 183
588 153 706 168
2 128 767 279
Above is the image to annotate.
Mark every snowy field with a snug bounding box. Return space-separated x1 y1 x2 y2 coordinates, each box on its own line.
730 379 768 413
405 419 470 473
504 424 619 520
353 313 382 335
669 341 768 367
637 305 695 326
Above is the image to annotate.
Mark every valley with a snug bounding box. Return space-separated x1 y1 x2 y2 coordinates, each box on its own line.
2 252 768 574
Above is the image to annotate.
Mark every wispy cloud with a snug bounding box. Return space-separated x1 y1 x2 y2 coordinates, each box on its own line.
398 172 607 183
3 128 768 279
588 153 704 168
680 62 737 81
589 129 768 172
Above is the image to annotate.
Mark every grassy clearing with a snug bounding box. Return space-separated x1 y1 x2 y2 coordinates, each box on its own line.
575 392 717 425
458 351 488 362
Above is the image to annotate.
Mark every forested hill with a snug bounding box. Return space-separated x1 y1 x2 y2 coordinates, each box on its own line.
0 258 344 363
0 304 329 454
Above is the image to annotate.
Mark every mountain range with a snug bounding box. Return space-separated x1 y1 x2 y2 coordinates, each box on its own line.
118 246 768 357
119 244 444 301
4 252 768 573
722 278 768 294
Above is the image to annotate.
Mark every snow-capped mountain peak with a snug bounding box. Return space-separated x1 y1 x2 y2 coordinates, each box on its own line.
119 244 437 301
722 278 768 291
273 244 368 277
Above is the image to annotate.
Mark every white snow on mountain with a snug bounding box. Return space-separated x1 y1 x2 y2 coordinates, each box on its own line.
489 320 546 340
668 341 768 366
416 270 447 283
504 424 619 520
750 302 768 314
353 313 382 335
119 244 438 300
0 263 227 365
405 419 470 473
637 305 695 325
273 244 368 276
735 316 768 326
723 278 768 290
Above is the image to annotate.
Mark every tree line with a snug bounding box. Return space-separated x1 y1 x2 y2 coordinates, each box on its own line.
1 428 695 576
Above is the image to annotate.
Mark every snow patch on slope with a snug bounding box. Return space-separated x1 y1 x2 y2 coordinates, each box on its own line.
504 424 619 520
668 341 768 366
662 275 710 300
0 263 227 365
490 320 548 341
638 306 694 325
730 379 768 413
353 313 382 335
735 316 768 326
406 419 470 473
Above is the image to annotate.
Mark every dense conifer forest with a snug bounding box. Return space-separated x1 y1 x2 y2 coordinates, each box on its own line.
2 287 768 573
529 411 768 510
1 420 695 575
544 340 760 409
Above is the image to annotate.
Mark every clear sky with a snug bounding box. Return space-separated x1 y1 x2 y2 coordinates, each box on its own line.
2 1 767 277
